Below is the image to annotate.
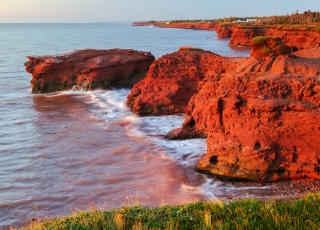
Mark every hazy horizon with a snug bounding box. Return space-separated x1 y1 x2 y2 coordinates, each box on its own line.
0 0 319 23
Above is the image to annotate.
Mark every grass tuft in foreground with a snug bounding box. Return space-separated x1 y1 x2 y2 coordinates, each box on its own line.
21 193 320 230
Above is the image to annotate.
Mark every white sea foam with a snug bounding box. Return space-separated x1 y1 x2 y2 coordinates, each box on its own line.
0 22 253 228
181 184 204 194
85 89 132 122
85 89 212 199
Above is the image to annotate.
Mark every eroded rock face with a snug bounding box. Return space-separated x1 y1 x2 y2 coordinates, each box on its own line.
126 49 241 116
215 25 233 38
264 28 320 51
226 26 320 50
25 49 155 93
170 44 320 181
228 27 265 47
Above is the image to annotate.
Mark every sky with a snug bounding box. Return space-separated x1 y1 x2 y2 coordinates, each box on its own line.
0 0 319 23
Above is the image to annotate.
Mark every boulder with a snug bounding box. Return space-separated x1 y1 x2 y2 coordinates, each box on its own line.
25 49 155 93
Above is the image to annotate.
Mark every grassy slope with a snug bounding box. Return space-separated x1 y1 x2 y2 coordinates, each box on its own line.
22 193 320 230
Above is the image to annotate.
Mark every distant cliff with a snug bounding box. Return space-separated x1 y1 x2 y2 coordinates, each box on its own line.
215 24 320 50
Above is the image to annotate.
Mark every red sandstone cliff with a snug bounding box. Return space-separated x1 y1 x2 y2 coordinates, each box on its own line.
134 22 320 51
167 37 320 182
25 49 155 93
128 21 320 182
133 21 216 30
126 48 241 116
215 24 320 50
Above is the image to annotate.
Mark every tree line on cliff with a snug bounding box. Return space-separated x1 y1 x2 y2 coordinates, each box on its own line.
167 10 320 25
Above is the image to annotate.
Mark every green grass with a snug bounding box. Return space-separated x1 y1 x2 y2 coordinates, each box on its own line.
251 36 278 46
20 193 320 230
178 46 204 52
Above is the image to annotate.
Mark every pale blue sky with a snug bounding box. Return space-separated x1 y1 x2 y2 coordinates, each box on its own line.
0 0 319 23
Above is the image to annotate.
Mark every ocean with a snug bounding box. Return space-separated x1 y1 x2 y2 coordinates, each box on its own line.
0 22 251 228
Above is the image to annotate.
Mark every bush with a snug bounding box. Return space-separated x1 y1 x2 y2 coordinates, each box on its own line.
251 36 278 46
178 46 204 52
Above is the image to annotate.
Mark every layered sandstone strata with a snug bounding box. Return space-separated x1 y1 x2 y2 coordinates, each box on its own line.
126 48 241 116
25 49 155 93
167 38 320 182
214 24 320 50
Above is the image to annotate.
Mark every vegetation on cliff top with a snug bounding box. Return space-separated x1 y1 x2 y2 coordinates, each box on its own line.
152 10 320 24
251 36 291 57
143 10 320 32
178 46 204 52
20 193 320 230
251 36 278 45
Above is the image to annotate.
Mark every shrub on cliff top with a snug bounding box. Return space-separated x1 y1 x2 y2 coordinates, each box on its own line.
251 36 278 46
251 36 291 58
178 46 204 52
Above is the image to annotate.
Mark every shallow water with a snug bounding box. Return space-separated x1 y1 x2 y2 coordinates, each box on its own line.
0 22 254 228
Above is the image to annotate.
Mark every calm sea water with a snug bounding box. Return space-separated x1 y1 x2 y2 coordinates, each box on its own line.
0 22 251 228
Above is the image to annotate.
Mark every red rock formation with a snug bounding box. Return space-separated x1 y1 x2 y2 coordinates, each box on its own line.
225 26 320 51
250 36 291 58
133 21 217 31
168 39 320 181
157 22 216 30
133 22 320 50
264 28 320 51
25 49 155 93
127 48 241 116
215 24 233 38
229 27 264 47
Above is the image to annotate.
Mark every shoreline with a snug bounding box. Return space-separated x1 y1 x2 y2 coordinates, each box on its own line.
133 21 320 49
16 19 320 228
133 21 217 31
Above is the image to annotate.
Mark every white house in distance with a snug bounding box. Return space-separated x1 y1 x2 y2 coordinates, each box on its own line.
247 19 257 23
233 18 257 23
233 19 246 23
233 19 257 23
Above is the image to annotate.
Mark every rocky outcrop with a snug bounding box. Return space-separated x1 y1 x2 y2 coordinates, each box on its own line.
228 27 265 47
25 49 155 93
133 22 320 50
250 36 291 58
167 38 320 181
215 24 233 38
126 48 241 116
221 25 320 50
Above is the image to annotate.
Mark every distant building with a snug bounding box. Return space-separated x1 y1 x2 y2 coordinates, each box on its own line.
233 20 247 23
247 19 257 23
165 21 171 24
